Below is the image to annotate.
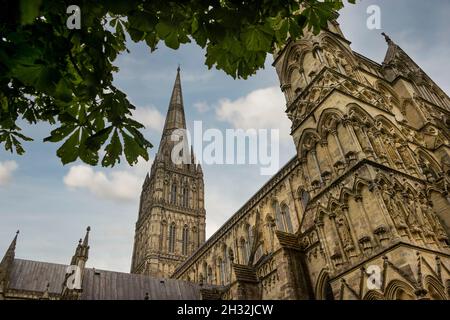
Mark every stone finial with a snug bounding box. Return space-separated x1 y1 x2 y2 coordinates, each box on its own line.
381 32 393 44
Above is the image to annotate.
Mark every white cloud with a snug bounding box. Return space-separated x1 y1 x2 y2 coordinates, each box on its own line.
215 86 291 144
193 101 209 113
63 157 152 202
0 160 18 186
132 106 165 132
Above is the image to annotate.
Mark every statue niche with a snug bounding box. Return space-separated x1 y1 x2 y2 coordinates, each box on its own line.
381 185 408 235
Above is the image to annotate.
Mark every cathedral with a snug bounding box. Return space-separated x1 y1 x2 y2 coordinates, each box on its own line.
1 18 449 300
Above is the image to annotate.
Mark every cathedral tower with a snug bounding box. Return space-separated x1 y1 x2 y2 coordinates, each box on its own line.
131 68 206 278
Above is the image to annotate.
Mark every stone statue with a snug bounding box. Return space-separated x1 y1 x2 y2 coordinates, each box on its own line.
337 215 354 250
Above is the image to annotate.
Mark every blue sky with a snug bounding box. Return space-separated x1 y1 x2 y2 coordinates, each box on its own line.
1 0 449 272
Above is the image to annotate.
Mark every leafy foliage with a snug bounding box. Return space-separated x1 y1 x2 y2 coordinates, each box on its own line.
0 0 354 167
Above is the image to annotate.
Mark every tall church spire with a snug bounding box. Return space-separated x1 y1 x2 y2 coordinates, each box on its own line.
132 66 206 278
161 67 187 136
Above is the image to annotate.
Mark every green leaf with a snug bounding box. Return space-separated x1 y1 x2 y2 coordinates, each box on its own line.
122 130 146 165
191 16 199 33
128 11 157 32
156 21 181 49
79 129 99 165
85 126 113 151
56 128 80 165
44 125 77 143
145 33 159 51
11 136 26 155
155 21 173 38
12 131 33 142
164 32 180 49
102 130 122 167
241 25 273 52
55 78 73 103
0 94 8 112
20 0 42 25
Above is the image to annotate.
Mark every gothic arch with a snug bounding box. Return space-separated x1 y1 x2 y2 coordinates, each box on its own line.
315 269 334 300
402 182 418 196
353 177 372 197
298 188 311 211
314 207 328 225
182 224 189 255
346 103 376 126
374 172 393 187
384 280 416 300
391 177 406 193
239 236 249 264
281 41 314 85
320 34 358 69
416 148 442 180
297 129 321 159
424 275 447 300
363 290 385 300
280 203 294 233
374 115 407 142
375 80 401 111
338 187 353 204
327 198 341 213
317 108 345 139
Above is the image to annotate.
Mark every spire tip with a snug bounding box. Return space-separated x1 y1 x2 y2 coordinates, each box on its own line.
381 32 392 44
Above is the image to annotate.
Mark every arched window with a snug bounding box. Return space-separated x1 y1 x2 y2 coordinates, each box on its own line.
207 266 213 283
182 186 189 207
168 223 176 253
202 262 207 283
182 225 189 255
281 204 294 233
223 245 229 283
254 244 263 263
218 258 225 285
248 225 254 248
273 201 284 231
160 221 167 251
299 189 310 210
170 184 177 205
240 238 248 264
273 202 294 233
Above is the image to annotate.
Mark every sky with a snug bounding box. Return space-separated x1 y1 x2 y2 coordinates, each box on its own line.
1 0 449 273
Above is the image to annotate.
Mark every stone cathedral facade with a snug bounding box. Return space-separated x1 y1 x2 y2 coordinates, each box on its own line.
169 21 450 300
1 18 449 300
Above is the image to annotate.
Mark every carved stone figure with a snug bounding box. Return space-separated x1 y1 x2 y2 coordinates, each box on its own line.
337 215 354 250
381 185 407 230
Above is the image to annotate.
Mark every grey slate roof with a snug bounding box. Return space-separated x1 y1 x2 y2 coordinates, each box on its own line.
8 259 206 300
9 259 67 294
80 268 202 300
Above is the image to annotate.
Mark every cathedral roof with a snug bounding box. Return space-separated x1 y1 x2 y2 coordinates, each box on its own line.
80 267 203 300
8 259 67 295
7 258 211 299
